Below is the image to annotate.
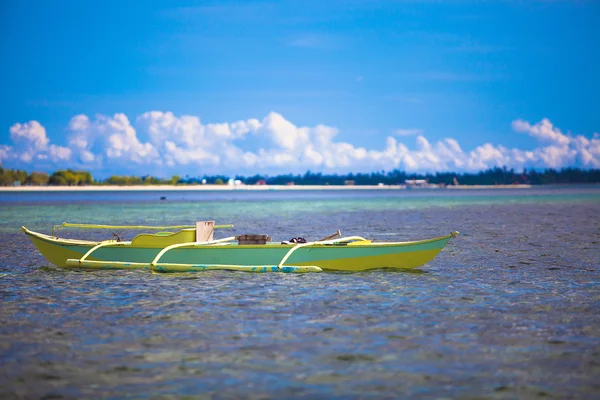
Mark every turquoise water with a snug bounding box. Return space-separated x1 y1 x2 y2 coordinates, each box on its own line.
1 186 599 398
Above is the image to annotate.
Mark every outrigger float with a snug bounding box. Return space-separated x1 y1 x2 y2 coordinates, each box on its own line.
22 222 458 274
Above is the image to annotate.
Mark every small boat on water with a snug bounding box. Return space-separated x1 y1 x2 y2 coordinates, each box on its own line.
22 222 458 274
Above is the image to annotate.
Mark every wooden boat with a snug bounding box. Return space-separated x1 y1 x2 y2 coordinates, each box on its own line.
22 222 458 274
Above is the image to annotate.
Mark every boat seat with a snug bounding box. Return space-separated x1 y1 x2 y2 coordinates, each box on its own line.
130 221 215 247
347 240 372 246
131 229 196 247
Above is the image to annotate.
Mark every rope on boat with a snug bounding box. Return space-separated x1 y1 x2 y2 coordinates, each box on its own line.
277 236 368 271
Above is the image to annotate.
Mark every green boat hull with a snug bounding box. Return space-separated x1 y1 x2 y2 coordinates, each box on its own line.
22 227 457 272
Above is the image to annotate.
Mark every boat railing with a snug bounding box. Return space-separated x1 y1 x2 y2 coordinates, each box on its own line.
150 237 238 267
78 240 134 264
74 236 238 267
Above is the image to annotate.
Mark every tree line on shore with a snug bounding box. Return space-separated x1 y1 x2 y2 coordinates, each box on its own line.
1 166 599 187
0 168 93 186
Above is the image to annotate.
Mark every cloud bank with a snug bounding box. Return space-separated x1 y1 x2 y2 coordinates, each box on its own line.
1 112 599 177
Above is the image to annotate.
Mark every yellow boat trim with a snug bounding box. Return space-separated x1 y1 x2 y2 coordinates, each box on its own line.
292 248 445 271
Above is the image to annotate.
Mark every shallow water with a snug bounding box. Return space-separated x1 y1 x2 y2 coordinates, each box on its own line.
1 187 599 399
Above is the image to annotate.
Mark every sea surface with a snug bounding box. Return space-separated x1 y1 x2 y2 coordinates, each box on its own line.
1 186 599 399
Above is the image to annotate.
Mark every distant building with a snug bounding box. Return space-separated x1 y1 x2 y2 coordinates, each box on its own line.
256 179 267 185
344 180 355 186
405 179 439 189
228 179 244 186
404 179 427 187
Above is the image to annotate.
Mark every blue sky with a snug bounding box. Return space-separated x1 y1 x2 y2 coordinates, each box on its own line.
1 0 599 177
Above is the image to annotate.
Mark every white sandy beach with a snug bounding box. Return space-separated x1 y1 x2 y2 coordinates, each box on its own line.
0 184 532 191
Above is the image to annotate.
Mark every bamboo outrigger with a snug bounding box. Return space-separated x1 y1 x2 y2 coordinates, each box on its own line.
22 222 458 273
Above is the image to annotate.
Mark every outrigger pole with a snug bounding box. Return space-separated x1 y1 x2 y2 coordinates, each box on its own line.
52 222 234 237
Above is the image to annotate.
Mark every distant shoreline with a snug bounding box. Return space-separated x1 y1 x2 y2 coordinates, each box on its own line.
0 184 534 191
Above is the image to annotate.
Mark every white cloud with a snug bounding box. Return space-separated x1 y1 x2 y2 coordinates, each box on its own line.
68 115 93 151
512 118 570 145
3 120 71 164
136 111 254 167
511 118 600 168
394 128 423 136
260 111 309 151
99 114 157 162
434 138 465 169
467 143 510 170
0 145 10 161
1 114 598 175
572 135 600 168
10 121 48 151
48 145 72 162
138 111 203 148
67 113 157 165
